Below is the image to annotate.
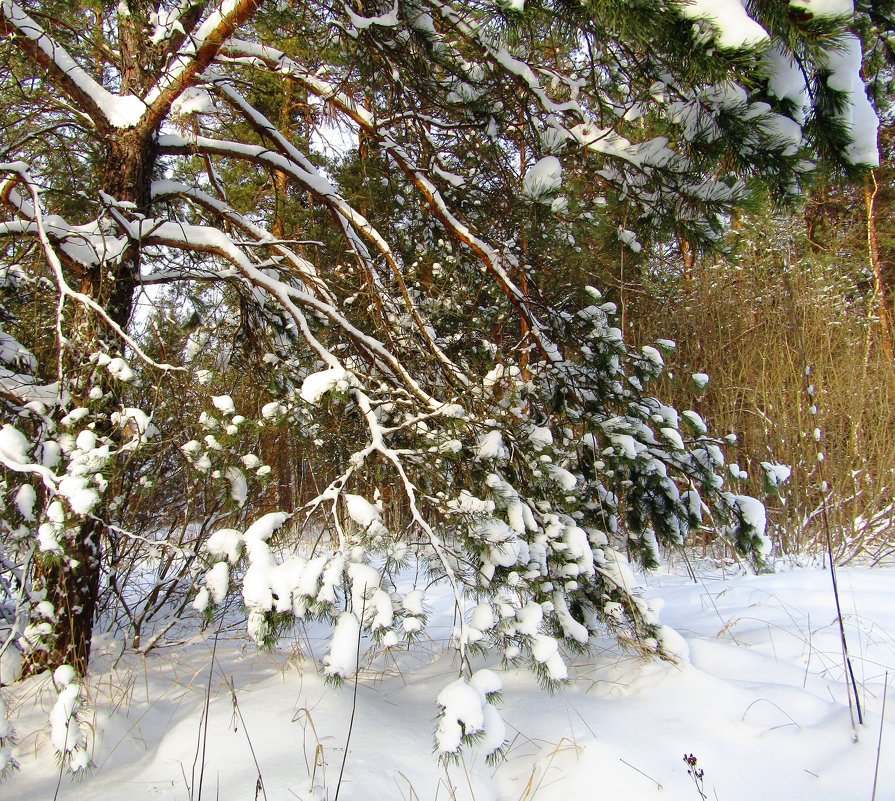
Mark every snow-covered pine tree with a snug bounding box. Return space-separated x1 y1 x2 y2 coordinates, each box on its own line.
0 0 879 762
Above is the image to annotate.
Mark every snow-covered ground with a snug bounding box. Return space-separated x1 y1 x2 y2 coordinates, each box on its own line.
4 563 894 801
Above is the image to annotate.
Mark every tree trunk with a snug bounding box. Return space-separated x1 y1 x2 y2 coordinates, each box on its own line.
865 172 895 366
680 235 694 286
272 79 294 241
24 129 155 677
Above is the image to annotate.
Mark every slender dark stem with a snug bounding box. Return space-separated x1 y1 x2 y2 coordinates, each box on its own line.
871 672 888 801
821 498 864 728
334 597 366 801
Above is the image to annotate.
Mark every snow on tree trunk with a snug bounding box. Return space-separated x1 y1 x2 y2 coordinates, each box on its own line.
23 128 154 676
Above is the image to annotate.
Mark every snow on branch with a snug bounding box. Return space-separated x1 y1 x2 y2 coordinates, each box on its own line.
0 177 127 275
0 163 184 375
150 179 333 300
149 0 210 52
218 40 562 364
0 0 145 131
206 78 469 385
139 0 264 132
125 211 446 407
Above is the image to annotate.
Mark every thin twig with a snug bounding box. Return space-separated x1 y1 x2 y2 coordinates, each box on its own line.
225 676 269 801
192 615 224 801
619 757 663 791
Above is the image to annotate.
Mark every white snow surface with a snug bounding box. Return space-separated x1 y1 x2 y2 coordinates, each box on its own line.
475 429 506 461
681 0 769 49
14 483 36 520
522 155 562 200
436 677 488 753
171 87 214 117
344 494 381 528
5 565 895 800
0 424 30 465
762 461 793 488
764 45 810 123
323 611 361 679
732 493 769 553
205 527 243 563
49 685 84 753
212 395 236 415
225 466 248 507
527 425 553 451
243 511 290 542
790 0 853 16
205 561 230 605
300 367 351 404
821 34 879 166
